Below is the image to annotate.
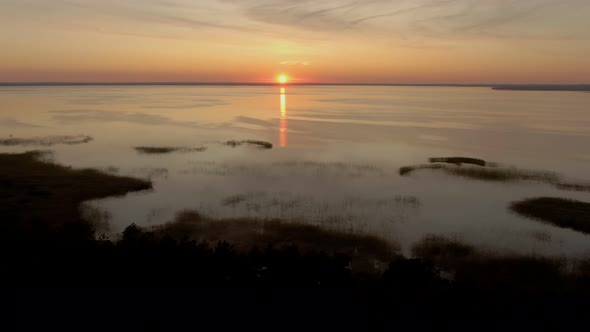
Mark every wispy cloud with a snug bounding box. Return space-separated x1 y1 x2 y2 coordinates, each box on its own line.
6 0 589 42
280 60 311 66
224 0 590 41
58 0 252 32
228 0 362 31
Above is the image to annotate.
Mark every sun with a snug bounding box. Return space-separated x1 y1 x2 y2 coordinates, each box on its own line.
278 75 288 84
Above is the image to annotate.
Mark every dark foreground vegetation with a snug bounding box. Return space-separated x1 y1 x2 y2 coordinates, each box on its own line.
511 197 590 235
412 235 590 289
3 221 590 331
2 152 590 331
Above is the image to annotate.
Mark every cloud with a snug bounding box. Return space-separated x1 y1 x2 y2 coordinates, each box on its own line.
60 0 252 32
224 0 590 41
229 0 362 31
7 0 589 44
280 60 311 66
5 0 260 41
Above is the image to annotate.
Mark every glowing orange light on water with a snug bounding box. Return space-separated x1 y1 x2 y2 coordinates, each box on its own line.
280 91 286 117
280 87 287 147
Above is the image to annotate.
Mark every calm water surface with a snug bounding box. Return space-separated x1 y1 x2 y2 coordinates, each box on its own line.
1 86 589 257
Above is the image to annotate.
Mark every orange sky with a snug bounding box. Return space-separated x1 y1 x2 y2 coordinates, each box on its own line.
1 0 589 83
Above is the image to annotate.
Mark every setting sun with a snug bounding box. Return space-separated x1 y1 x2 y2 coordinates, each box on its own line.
278 75 288 84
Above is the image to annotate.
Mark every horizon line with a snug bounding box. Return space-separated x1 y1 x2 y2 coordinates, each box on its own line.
1 82 589 87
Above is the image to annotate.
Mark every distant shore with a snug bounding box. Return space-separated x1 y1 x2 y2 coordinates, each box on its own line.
492 85 590 92
1 82 588 91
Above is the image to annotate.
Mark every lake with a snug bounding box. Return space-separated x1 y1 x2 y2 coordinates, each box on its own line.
1 85 589 257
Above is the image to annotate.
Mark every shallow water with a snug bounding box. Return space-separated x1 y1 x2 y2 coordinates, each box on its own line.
1 85 589 257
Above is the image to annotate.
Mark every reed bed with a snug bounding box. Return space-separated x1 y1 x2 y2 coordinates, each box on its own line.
224 140 273 149
400 156 590 192
0 135 93 146
134 146 207 154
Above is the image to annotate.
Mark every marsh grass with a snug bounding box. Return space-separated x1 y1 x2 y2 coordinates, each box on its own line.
224 140 273 149
133 168 169 179
274 161 385 177
134 146 207 154
0 135 93 146
221 192 420 210
530 231 552 243
102 166 120 174
154 210 396 271
399 164 445 176
429 157 487 166
0 151 152 227
555 182 590 192
222 194 248 207
186 160 386 178
510 197 590 234
400 157 590 192
215 192 420 230
401 163 558 182
448 166 559 182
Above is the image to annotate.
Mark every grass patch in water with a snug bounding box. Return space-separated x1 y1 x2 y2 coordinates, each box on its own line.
134 146 207 154
429 157 487 166
510 197 590 235
0 135 93 146
448 166 558 182
554 182 590 192
221 194 248 207
224 140 273 149
401 162 557 182
530 230 552 243
399 164 445 176
400 157 590 193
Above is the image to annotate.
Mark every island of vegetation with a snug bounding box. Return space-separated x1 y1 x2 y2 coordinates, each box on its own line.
224 140 273 149
134 146 207 154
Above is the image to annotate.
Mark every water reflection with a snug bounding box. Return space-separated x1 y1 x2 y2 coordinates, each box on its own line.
280 87 288 147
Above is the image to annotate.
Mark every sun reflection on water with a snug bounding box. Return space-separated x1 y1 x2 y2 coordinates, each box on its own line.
280 87 287 147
